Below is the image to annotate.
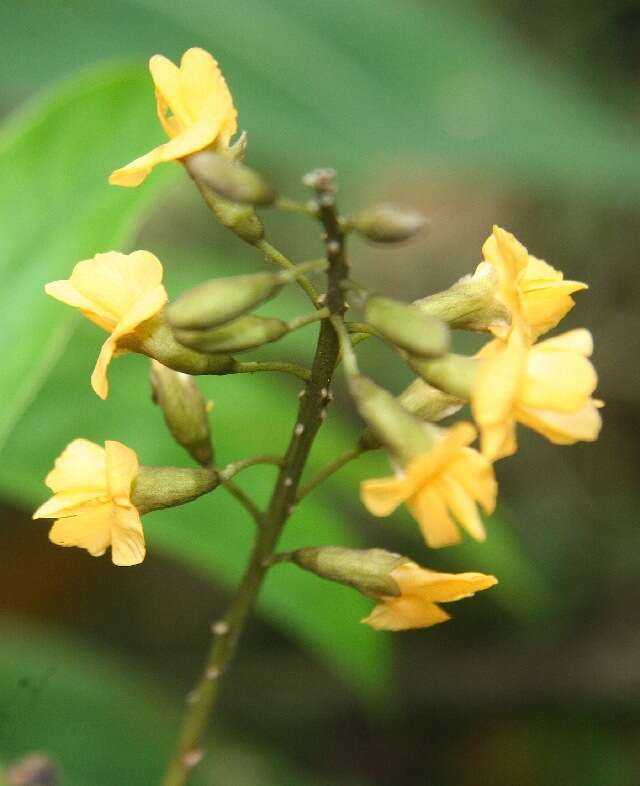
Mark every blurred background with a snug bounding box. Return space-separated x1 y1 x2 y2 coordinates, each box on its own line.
1 1 639 784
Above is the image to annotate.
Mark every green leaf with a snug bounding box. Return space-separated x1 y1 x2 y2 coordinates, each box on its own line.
0 617 320 786
0 64 177 451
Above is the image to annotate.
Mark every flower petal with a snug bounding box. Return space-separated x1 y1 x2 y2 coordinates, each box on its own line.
91 337 117 400
362 596 450 631
361 474 413 516
105 440 139 505
436 475 486 542
179 48 237 137
44 280 117 332
517 401 602 444
149 53 191 133
111 507 146 566
448 447 497 513
33 492 106 520
392 562 498 603
407 486 461 548
48 504 113 557
521 342 597 412
43 438 106 493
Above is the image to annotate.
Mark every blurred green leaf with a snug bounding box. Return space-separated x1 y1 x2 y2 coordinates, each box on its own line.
0 617 321 786
0 65 177 451
2 0 640 201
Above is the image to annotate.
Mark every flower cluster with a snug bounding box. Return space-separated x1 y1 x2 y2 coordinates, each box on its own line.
34 47 600 638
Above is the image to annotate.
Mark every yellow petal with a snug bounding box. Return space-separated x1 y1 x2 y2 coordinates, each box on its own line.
436 474 486 542
149 53 191 133
43 438 106 493
523 285 585 339
44 280 118 332
534 328 593 356
111 507 146 566
105 440 139 505
404 421 477 489
472 331 527 456
362 596 450 631
448 447 497 513
48 504 113 557
109 120 224 186
360 474 413 516
179 48 237 139
91 337 116 400
33 492 106 520
391 562 498 603
517 401 602 445
407 486 461 548
521 344 597 412
69 250 165 323
111 284 168 339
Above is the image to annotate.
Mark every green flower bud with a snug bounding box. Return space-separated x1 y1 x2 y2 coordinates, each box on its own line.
187 151 275 205
150 361 213 466
132 465 218 514
291 547 404 597
120 314 236 376
174 315 288 354
414 268 510 333
348 374 437 463
349 203 426 244
364 296 450 358
210 194 264 245
397 378 463 422
168 272 285 331
408 354 478 400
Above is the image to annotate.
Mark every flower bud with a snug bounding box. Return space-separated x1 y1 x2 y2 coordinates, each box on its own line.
150 361 213 466
209 194 265 245
397 378 463 422
131 465 218 514
414 267 510 333
173 315 288 354
120 314 236 376
408 354 478 400
187 151 275 205
168 272 285 331
364 296 449 358
291 546 405 597
349 203 426 244
348 374 437 463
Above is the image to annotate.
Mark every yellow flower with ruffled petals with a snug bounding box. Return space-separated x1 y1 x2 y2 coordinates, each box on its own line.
472 327 602 460
363 561 497 631
33 439 145 566
361 422 497 548
109 48 237 187
45 250 168 399
476 225 587 339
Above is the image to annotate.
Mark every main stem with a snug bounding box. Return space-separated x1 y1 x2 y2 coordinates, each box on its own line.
160 181 348 786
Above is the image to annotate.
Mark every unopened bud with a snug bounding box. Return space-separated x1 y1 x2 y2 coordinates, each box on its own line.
364 296 449 358
414 266 510 332
350 203 426 244
187 151 275 206
212 195 264 244
150 361 213 466
292 547 405 597
168 272 284 331
348 374 436 463
132 466 218 514
398 378 463 422
174 315 288 354
408 354 478 400
120 314 236 376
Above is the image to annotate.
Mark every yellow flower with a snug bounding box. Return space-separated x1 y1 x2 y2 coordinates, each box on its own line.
472 327 602 460
109 48 237 187
45 250 168 399
476 225 587 339
363 561 497 631
33 439 145 566
361 422 497 548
